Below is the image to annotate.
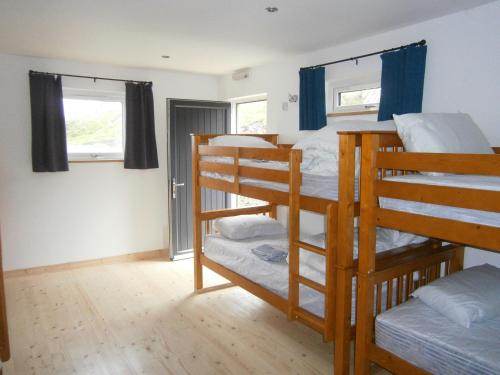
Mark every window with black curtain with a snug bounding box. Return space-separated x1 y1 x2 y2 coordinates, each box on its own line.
29 71 69 172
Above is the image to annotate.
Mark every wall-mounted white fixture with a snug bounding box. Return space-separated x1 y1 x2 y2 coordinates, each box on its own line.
232 68 250 81
288 94 298 103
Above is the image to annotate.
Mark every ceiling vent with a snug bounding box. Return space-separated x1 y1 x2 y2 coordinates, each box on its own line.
232 68 250 81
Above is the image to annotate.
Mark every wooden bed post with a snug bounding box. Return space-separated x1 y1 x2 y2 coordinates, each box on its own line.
450 246 465 274
334 133 357 375
288 149 302 320
269 204 278 220
192 135 203 290
354 133 380 375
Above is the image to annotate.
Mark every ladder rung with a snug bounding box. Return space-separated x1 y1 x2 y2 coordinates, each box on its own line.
296 240 326 256
294 307 325 332
298 275 326 294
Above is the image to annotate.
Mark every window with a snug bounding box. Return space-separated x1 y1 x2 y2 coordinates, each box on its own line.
236 100 267 133
63 90 125 160
333 84 380 113
234 99 267 207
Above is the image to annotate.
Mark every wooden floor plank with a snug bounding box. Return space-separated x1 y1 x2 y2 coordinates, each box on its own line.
1 259 342 375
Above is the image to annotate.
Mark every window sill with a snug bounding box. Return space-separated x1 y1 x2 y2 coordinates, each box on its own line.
69 159 124 164
327 110 378 118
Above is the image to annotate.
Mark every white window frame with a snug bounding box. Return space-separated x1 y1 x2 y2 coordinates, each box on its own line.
235 99 268 134
332 82 380 113
63 88 126 161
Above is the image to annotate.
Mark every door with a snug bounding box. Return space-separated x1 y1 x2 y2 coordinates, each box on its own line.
168 99 230 259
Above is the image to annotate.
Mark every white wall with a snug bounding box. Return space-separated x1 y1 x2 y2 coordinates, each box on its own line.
0 54 218 270
219 1 500 145
219 1 500 267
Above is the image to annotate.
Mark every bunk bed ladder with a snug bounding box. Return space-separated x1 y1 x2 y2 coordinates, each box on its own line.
287 149 336 341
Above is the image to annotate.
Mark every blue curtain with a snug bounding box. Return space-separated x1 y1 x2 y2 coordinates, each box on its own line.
378 45 427 121
299 67 326 130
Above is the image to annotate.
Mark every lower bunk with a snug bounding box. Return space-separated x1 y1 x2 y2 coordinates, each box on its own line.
376 296 500 375
197 216 464 343
364 262 500 375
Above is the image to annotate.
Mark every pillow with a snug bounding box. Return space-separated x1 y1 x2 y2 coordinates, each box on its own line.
412 264 500 328
393 113 493 154
213 214 286 240
208 135 276 149
292 120 396 176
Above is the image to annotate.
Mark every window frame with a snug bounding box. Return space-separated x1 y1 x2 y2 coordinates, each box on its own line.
63 88 126 162
332 82 380 114
235 99 268 134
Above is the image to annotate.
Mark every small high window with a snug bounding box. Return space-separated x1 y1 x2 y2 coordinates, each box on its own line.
333 84 380 113
63 90 125 161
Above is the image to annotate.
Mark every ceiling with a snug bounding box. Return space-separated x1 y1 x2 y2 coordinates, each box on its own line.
0 0 494 75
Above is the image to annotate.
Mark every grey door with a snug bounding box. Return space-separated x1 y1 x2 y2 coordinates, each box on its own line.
168 99 230 259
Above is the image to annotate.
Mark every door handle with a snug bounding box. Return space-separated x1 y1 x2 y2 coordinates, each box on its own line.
172 178 185 199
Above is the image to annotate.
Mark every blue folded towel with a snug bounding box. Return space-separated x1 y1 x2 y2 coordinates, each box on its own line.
251 244 288 262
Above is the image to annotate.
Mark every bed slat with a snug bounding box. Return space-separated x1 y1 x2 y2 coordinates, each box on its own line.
297 275 326 294
376 152 500 176
376 181 500 213
296 240 326 256
376 208 500 252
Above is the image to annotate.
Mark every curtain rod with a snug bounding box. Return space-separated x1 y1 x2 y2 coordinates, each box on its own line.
29 70 152 85
301 39 426 70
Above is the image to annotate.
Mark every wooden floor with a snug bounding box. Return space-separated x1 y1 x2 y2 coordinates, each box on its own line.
2 258 338 375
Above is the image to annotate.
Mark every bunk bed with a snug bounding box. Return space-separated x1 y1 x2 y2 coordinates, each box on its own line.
191 131 463 374
353 131 500 375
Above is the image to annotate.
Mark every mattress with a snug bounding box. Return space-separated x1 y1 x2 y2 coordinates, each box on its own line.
381 174 500 228
375 298 500 375
201 158 359 201
203 230 425 319
203 233 328 317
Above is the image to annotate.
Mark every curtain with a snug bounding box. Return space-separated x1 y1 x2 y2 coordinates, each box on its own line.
299 67 326 130
124 82 159 169
378 45 427 121
29 72 69 172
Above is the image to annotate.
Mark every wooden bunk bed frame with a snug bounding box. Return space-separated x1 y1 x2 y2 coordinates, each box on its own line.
191 133 463 375
353 131 500 375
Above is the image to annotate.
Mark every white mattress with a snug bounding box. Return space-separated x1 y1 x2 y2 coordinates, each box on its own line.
381 174 500 228
201 158 359 201
376 298 500 375
203 231 426 319
203 233 328 317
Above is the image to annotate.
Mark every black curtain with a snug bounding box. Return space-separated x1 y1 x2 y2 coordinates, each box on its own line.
378 45 427 121
124 82 159 169
29 72 69 172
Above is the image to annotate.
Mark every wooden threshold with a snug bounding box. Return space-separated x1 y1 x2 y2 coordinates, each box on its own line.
5 249 169 278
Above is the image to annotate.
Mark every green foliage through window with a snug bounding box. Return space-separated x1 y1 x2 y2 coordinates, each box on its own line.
64 98 123 154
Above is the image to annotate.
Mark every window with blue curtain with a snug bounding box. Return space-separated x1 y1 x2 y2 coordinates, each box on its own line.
378 45 427 121
299 67 326 130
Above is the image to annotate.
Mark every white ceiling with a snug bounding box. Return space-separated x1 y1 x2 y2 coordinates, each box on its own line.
0 0 494 75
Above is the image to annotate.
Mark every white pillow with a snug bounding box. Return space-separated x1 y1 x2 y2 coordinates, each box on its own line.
213 214 286 240
293 120 396 176
412 264 500 328
393 113 492 154
208 135 276 149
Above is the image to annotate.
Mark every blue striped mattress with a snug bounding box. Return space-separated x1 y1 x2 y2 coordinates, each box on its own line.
375 298 500 375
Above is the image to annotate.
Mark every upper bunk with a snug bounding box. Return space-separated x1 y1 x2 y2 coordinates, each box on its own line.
191 132 363 215
358 130 500 252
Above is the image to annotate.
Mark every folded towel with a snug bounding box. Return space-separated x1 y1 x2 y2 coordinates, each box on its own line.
251 244 288 263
